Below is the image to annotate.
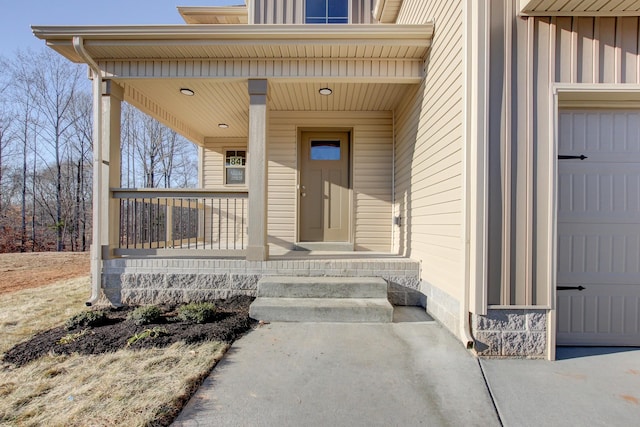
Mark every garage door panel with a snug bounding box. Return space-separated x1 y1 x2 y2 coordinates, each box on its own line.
558 109 640 346
557 285 640 345
558 166 640 220
557 224 640 280
559 110 640 155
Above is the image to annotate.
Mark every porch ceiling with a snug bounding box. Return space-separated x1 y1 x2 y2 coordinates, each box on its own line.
519 0 640 16
33 23 431 144
120 79 416 141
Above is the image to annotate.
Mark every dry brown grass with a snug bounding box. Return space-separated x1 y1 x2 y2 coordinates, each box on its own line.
0 277 88 354
0 275 229 426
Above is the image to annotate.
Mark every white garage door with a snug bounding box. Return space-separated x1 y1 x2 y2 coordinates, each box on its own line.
557 109 640 346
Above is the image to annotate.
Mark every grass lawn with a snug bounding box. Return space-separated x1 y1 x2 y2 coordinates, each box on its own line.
0 276 231 426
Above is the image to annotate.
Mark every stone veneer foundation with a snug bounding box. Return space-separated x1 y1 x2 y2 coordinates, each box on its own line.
472 309 548 358
101 257 421 306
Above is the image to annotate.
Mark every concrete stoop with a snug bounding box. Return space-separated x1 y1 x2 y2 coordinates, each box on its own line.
249 276 393 323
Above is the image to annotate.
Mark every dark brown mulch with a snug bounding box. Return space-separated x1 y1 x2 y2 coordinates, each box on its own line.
3 296 256 367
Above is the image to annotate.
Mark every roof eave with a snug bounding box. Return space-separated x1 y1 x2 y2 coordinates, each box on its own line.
33 23 434 64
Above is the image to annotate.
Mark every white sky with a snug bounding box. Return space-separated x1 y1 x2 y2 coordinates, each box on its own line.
0 0 241 57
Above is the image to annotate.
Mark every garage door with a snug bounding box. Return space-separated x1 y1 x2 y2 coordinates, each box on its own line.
557 109 640 346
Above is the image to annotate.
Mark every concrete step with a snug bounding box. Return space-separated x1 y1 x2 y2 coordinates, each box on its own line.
257 276 388 299
249 297 393 323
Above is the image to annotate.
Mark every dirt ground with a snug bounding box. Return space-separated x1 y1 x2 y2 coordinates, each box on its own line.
0 252 90 295
0 252 255 369
3 296 254 368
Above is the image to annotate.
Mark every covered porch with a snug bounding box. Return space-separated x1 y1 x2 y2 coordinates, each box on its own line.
32 22 433 305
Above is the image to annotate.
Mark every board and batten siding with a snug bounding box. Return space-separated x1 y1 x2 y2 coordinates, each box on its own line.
204 113 393 251
252 0 375 24
488 3 640 306
393 0 466 302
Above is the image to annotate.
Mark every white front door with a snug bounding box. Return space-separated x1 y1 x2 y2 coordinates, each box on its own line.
556 109 640 346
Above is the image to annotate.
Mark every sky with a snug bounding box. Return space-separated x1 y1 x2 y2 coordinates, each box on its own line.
0 0 241 57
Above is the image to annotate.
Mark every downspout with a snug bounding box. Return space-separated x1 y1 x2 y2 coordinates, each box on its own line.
391 110 396 253
73 36 103 306
460 0 476 350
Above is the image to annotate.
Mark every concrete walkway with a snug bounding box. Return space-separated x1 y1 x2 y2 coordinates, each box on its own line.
173 308 640 427
173 308 500 426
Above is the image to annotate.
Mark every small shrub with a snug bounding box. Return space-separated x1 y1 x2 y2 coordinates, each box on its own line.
64 310 107 330
128 305 163 326
127 327 168 347
177 302 216 324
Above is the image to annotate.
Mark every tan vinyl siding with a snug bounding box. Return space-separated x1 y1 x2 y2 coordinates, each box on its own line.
252 0 374 24
394 0 465 301
202 140 248 249
268 117 298 247
269 111 393 251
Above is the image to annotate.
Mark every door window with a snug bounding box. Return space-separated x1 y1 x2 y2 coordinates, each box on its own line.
310 141 341 160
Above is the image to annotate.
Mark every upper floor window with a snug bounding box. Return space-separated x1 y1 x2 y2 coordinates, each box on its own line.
305 0 349 24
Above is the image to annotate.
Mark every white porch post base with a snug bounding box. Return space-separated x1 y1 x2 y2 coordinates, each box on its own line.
247 79 269 261
247 245 269 261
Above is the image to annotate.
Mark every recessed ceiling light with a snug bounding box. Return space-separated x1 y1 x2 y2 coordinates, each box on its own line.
218 123 229 129
180 88 195 96
319 87 333 96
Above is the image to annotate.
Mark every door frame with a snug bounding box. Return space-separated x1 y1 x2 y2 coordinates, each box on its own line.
296 127 354 246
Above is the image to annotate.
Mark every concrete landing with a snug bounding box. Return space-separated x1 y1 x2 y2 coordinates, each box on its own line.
249 276 394 323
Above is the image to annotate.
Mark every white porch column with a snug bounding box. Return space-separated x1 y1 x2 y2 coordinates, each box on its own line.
246 79 269 261
101 81 123 257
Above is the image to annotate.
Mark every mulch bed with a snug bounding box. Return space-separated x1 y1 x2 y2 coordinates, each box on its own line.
3 296 255 367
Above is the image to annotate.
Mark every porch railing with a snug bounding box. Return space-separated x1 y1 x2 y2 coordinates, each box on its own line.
112 189 248 257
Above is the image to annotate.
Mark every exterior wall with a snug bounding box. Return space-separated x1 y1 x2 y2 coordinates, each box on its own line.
487 3 640 306
393 0 466 337
252 0 375 24
203 112 394 252
202 138 249 248
481 2 640 357
101 257 420 305
269 111 394 251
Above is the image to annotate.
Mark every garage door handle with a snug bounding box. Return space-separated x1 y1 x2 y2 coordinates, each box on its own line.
558 155 588 160
557 286 586 291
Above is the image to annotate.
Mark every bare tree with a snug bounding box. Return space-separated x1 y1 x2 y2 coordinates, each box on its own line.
29 49 84 251
70 91 93 251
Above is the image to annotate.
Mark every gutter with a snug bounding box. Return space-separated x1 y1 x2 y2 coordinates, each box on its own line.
73 36 103 306
33 24 434 42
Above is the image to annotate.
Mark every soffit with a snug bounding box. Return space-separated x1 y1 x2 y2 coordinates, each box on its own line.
373 0 404 23
32 24 433 63
520 0 640 16
120 79 415 140
178 6 249 24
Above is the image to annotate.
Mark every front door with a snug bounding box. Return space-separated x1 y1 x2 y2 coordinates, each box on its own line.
299 131 350 242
